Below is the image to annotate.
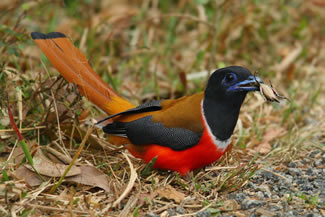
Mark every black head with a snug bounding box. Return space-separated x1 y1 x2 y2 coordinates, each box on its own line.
205 66 262 101
203 66 263 141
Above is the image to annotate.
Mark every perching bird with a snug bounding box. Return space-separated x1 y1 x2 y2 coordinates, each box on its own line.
31 32 264 175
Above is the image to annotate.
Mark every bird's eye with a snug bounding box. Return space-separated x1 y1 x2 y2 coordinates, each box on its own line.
224 73 237 83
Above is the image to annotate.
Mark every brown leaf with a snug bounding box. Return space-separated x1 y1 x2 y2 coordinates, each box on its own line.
9 141 38 166
254 128 286 154
65 165 111 192
156 185 185 203
24 150 81 177
0 0 19 10
13 166 44 187
320 209 325 216
262 128 286 144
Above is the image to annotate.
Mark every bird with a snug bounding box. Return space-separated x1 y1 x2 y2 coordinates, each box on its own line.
31 32 264 176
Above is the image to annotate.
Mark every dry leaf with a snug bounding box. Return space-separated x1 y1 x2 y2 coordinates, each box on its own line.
65 165 111 192
156 185 185 203
13 166 44 187
254 128 286 154
0 0 19 10
320 209 325 215
262 128 286 144
24 150 81 177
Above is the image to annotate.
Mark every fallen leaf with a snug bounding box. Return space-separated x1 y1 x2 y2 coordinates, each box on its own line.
320 209 325 215
13 166 44 187
156 185 185 203
254 128 286 154
65 165 111 192
0 0 19 10
9 141 38 166
256 143 272 155
24 150 81 177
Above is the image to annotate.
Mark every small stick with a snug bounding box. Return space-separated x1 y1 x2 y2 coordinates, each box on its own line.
112 153 138 207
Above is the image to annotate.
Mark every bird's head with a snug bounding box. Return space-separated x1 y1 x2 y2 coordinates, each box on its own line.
202 66 264 141
205 66 263 103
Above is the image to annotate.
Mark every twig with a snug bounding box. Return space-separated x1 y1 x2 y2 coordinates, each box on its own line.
43 146 72 164
174 203 213 217
22 203 89 215
50 126 93 193
113 152 138 207
0 126 46 133
311 142 325 152
260 167 288 181
50 90 64 146
152 203 174 214
206 166 238 171
118 195 138 217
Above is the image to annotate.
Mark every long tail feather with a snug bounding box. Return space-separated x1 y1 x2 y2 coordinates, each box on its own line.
31 32 134 115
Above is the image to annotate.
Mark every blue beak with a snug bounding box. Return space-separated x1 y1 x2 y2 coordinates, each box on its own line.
227 75 263 92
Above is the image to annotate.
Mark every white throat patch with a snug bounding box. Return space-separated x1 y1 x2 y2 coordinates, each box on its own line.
201 100 231 151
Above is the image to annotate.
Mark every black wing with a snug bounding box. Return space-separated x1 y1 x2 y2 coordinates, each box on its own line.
103 116 202 151
97 100 161 124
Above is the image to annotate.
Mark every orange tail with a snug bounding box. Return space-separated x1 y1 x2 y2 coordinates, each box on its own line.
31 32 134 115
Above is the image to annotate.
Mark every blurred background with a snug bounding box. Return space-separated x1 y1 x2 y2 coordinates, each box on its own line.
0 0 324 216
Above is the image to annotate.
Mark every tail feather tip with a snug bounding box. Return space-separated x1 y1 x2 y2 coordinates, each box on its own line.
31 32 66 40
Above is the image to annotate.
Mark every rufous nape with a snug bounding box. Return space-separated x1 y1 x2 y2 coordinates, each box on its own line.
31 32 264 175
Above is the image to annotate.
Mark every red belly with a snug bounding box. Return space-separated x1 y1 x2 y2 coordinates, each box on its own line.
127 128 227 176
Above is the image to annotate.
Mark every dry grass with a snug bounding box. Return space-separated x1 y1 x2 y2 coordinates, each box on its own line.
0 0 324 216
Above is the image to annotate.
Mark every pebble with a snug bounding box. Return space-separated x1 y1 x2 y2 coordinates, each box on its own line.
314 160 323 167
229 192 247 203
304 158 311 163
306 168 314 176
182 152 325 217
261 170 278 181
241 199 265 210
312 179 324 189
196 210 211 217
306 214 322 217
263 191 272 198
256 191 264 198
176 205 185 214
167 208 177 216
288 168 302 176
287 162 296 168
268 204 282 211
309 150 321 158
272 195 280 199
284 210 298 217
299 183 314 192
